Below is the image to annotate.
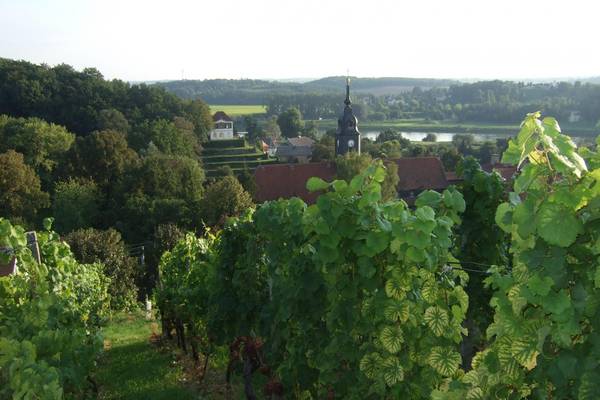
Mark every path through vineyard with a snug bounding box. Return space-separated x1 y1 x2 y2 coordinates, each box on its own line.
96 312 198 400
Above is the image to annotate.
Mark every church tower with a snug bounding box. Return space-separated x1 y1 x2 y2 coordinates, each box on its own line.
335 77 361 156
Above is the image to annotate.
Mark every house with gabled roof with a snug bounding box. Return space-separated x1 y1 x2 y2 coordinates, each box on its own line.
275 136 315 163
210 111 234 141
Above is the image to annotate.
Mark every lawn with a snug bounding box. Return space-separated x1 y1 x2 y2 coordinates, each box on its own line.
209 104 267 116
96 311 198 400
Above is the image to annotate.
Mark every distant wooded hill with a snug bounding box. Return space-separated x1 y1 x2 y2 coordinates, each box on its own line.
155 76 459 104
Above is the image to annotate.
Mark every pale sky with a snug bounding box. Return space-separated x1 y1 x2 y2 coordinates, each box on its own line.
1 0 599 82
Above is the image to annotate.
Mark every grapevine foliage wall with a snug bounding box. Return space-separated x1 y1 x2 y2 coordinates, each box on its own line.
157 161 468 399
157 113 600 399
436 113 600 399
0 219 110 399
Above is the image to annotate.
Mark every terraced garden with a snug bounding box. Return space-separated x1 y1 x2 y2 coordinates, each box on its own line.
201 138 277 177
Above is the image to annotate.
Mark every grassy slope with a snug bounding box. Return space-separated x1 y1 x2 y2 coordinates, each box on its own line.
96 312 197 400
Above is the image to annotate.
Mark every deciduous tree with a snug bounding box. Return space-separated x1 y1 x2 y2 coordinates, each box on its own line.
277 107 304 138
199 176 253 227
0 150 49 226
52 178 100 233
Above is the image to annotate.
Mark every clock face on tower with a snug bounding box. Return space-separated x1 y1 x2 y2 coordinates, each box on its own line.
348 139 355 148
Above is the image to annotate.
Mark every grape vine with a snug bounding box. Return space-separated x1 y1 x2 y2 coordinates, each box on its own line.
436 113 600 399
157 113 599 399
0 218 110 399
156 161 468 398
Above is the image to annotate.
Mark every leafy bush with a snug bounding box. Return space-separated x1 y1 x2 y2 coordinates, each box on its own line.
65 228 138 310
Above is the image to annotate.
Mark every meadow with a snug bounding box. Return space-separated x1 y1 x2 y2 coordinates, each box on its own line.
209 104 267 116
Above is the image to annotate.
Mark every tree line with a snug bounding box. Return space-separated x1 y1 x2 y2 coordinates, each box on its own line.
0 58 256 301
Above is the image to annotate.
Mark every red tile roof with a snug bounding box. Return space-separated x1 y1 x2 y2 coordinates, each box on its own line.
254 157 454 205
445 171 461 183
394 157 449 193
254 162 336 204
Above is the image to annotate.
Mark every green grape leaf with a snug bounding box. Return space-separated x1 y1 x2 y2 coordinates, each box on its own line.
466 387 485 400
535 202 582 247
415 206 435 222
43 217 54 231
382 357 404 386
373 165 386 183
556 353 577 379
415 190 442 208
527 274 554 297
502 139 522 165
422 281 437 303
379 325 404 354
443 188 466 213
512 199 536 238
385 278 405 300
359 352 382 379
332 179 348 192
366 231 389 255
495 202 513 233
510 336 538 370
428 346 461 377
579 372 600 400
384 300 410 323
424 306 449 336
306 177 330 192
541 289 571 315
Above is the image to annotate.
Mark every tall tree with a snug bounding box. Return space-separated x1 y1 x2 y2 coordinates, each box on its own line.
63 129 139 189
97 108 130 134
52 178 100 234
277 107 304 138
129 119 200 157
182 99 213 142
199 176 253 227
0 150 49 227
118 154 205 241
263 116 282 139
0 115 75 185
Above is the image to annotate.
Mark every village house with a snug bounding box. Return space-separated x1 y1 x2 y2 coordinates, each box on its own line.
275 136 315 163
210 111 235 140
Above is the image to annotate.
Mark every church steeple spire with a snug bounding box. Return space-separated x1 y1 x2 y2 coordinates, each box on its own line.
344 76 351 106
336 76 361 156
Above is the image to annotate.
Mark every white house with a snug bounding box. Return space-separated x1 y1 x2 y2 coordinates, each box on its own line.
210 111 234 140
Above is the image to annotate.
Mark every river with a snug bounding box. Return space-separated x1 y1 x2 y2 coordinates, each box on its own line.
362 131 588 143
362 131 510 142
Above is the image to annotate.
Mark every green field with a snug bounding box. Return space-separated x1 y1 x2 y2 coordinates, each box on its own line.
209 104 267 116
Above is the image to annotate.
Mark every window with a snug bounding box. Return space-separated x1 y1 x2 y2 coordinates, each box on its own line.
348 139 355 148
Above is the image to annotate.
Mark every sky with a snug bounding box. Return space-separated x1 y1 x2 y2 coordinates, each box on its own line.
1 0 599 82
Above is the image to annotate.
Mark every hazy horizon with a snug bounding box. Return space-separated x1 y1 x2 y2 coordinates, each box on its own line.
2 0 599 82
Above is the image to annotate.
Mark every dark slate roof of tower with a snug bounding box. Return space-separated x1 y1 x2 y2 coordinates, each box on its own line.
337 77 360 136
